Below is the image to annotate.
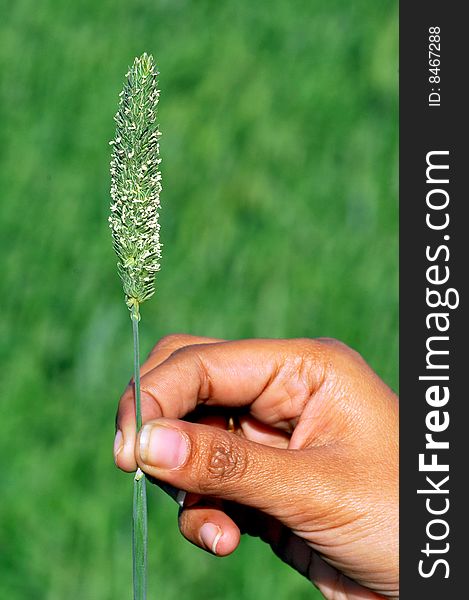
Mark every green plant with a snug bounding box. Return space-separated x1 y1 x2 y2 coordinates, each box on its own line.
109 52 162 600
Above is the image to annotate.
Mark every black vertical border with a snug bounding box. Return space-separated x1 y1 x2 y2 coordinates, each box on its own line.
400 3 466 598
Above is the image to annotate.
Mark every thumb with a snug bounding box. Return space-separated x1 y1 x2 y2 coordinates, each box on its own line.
135 417 327 518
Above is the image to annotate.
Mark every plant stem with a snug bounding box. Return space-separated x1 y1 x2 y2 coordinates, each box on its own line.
131 303 147 600
132 304 143 430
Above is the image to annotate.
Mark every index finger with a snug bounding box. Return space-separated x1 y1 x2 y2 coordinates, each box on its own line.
115 337 327 471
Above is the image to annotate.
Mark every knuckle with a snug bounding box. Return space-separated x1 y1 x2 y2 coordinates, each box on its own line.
169 344 192 359
198 434 248 493
293 336 344 356
316 336 345 350
315 337 368 371
151 333 187 354
316 337 353 357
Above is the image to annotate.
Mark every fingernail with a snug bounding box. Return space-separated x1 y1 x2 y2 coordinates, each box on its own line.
113 430 123 464
139 424 189 469
200 523 222 555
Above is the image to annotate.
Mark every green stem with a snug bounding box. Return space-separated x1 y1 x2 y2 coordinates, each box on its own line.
131 303 147 600
133 474 147 600
131 304 142 430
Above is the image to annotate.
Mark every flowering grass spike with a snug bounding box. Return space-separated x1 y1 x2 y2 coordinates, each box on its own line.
109 53 162 313
109 53 162 600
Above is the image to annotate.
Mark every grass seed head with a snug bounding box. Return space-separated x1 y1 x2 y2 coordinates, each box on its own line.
109 53 162 311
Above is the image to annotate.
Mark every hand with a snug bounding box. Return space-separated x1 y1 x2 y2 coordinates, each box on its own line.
115 336 399 599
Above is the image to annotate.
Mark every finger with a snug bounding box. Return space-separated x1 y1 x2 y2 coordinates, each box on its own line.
116 338 327 470
195 413 290 449
192 414 229 429
178 504 240 556
145 414 289 504
143 334 224 377
179 497 383 598
145 414 228 502
114 391 158 471
238 415 290 449
115 334 223 471
135 418 333 521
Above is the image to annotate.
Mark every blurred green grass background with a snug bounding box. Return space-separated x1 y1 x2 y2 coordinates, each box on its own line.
0 1 397 598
